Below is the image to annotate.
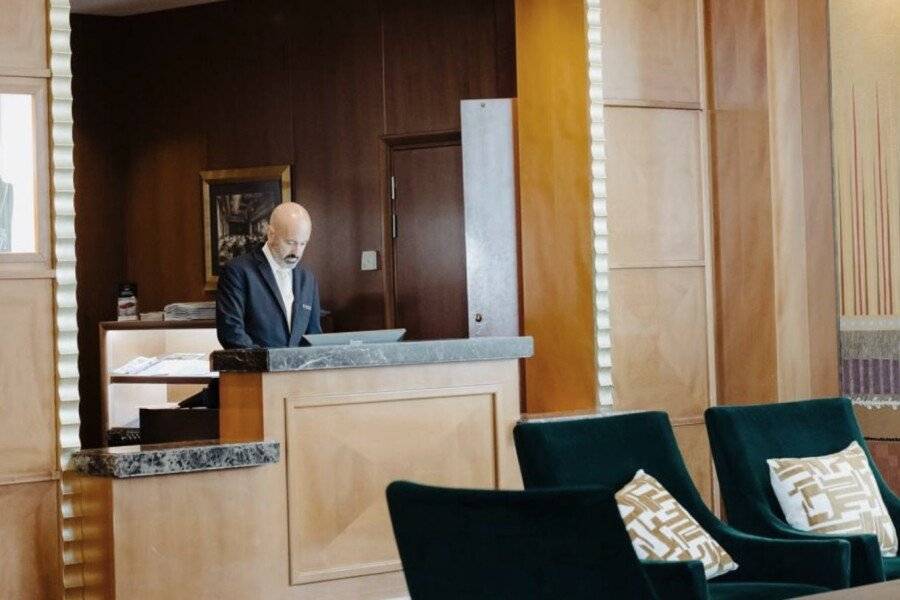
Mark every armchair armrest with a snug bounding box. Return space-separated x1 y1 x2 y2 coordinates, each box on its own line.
713 523 851 590
878 481 900 528
758 515 884 586
641 559 708 600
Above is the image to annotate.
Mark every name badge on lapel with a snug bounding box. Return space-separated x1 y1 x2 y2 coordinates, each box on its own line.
302 304 312 311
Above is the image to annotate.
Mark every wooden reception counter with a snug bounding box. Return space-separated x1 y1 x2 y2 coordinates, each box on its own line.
72 337 532 599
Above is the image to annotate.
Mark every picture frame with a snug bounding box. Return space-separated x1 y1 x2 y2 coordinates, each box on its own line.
201 165 291 290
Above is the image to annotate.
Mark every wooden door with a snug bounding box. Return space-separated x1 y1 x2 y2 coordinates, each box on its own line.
390 144 468 340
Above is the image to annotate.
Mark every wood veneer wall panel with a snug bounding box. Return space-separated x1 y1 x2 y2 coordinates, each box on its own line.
708 0 838 403
710 110 778 404
0 481 62 598
0 279 56 478
290 0 387 333
72 15 129 449
707 0 778 405
606 107 704 267
796 0 839 396
515 0 596 412
708 0 768 110
609 268 710 419
602 0 713 420
493 0 518 99
766 0 812 400
286 393 496 584
673 423 713 507
109 466 287 599
219 373 264 442
601 0 717 504
601 0 701 105
0 0 48 76
382 0 501 134
200 5 294 171
123 133 208 312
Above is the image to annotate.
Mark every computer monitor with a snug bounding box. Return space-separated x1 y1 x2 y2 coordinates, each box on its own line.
302 328 407 346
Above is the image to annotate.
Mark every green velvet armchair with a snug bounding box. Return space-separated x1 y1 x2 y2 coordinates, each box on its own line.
514 411 849 599
706 397 900 586
386 481 661 599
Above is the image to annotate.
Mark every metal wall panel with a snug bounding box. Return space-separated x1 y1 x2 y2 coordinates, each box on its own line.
461 99 520 337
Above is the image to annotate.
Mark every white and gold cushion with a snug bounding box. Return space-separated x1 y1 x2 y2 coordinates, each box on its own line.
768 441 898 557
615 469 738 580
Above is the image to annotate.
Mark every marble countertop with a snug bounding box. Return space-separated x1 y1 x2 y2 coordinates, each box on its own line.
211 336 533 372
71 439 279 478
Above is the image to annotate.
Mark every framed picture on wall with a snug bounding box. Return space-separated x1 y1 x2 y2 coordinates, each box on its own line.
201 165 292 290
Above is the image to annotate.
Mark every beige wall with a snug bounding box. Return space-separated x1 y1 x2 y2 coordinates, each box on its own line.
0 0 63 597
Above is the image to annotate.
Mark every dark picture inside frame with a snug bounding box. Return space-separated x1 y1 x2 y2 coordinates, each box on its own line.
201 165 291 290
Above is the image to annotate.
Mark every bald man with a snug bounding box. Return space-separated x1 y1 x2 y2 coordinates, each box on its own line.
216 202 322 349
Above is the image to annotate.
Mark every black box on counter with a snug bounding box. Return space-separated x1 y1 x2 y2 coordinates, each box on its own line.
139 408 219 445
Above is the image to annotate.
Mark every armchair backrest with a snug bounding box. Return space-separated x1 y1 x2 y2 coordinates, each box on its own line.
705 398 881 527
386 481 658 600
513 411 717 530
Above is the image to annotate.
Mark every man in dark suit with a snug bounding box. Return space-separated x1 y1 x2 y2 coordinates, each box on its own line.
216 202 322 349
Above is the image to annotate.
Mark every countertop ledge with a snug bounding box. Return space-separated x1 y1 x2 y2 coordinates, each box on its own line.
71 440 279 478
211 336 534 372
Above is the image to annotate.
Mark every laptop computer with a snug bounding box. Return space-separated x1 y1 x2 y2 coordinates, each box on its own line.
302 328 407 346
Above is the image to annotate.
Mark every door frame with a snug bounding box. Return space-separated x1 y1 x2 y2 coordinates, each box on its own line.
380 129 462 329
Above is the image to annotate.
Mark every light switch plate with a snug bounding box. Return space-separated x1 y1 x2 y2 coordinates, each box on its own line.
361 250 379 271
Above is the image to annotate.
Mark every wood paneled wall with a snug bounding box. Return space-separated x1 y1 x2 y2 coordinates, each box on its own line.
708 0 839 404
0 0 63 596
72 0 515 447
708 0 778 405
601 0 716 505
515 0 597 413
72 15 129 453
599 0 839 504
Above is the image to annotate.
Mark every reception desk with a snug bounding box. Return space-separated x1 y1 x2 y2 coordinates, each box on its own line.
72 337 532 599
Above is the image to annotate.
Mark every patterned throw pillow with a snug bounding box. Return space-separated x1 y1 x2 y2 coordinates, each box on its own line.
768 441 898 557
615 469 738 579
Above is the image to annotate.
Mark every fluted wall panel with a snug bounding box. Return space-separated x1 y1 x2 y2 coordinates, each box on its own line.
586 0 612 404
49 0 84 596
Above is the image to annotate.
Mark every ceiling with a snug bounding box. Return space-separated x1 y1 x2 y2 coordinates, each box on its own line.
71 0 225 16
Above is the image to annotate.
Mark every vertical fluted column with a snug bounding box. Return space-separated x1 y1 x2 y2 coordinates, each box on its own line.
48 1 85 596
585 0 612 405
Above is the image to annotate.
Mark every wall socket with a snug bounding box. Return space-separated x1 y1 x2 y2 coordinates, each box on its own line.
361 250 379 271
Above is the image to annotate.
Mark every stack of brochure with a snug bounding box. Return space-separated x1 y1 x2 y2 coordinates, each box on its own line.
164 301 216 321
113 353 216 378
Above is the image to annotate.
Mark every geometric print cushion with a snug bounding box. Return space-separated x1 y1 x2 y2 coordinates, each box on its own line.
768 441 898 557
615 469 739 580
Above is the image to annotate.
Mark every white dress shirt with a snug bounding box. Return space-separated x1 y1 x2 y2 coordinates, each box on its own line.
262 243 295 329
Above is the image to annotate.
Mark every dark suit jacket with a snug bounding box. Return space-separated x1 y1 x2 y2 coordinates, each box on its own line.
216 247 322 349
